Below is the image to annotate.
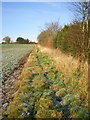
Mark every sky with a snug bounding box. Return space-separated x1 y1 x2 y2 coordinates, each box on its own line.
2 2 73 42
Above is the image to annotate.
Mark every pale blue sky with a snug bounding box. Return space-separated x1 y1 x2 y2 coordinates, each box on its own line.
2 2 73 42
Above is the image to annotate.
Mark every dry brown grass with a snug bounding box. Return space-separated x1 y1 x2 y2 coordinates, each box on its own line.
37 45 88 100
37 45 88 75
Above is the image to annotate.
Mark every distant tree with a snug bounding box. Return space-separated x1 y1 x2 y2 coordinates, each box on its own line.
16 37 24 44
3 36 11 43
24 39 29 44
16 37 29 44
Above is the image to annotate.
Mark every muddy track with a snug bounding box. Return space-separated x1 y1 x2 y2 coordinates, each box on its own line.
2 50 33 112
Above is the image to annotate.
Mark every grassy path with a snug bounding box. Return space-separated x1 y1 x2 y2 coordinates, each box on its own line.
3 48 89 119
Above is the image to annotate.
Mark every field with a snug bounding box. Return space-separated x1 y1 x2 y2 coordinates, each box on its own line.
2 46 89 119
2 44 34 78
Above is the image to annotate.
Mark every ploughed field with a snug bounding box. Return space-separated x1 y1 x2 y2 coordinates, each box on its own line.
2 44 34 79
2 47 89 119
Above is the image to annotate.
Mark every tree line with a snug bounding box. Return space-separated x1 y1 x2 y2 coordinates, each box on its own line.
38 1 89 61
2 37 37 44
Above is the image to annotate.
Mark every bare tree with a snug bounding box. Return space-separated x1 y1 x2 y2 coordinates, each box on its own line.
69 1 89 60
69 1 88 32
45 21 61 37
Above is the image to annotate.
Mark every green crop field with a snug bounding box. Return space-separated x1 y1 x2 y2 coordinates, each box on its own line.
2 44 34 77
